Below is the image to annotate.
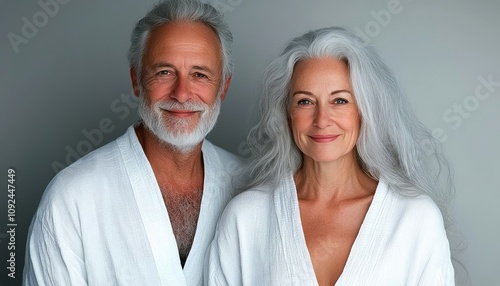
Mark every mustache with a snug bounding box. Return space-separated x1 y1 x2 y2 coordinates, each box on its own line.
153 100 209 112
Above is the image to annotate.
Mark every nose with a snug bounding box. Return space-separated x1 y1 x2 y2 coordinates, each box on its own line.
313 105 331 128
170 75 191 103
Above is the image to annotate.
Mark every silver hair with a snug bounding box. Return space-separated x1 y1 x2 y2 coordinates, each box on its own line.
242 26 468 284
127 0 233 83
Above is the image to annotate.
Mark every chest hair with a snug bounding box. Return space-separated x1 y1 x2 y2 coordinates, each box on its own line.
161 187 203 267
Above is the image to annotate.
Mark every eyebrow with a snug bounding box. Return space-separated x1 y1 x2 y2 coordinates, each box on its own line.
149 63 215 75
291 89 352 96
192 65 215 75
150 62 174 70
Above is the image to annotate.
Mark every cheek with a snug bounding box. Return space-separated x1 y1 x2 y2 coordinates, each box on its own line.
289 111 312 131
340 111 361 138
289 115 310 146
143 82 169 99
289 116 302 138
201 91 219 105
190 83 220 104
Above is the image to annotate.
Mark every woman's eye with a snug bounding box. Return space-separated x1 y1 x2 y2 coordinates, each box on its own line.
334 98 348 104
298 99 312 105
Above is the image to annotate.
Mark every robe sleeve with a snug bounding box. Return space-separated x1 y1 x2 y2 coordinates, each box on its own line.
23 178 88 286
416 237 455 286
413 197 456 286
24 222 87 286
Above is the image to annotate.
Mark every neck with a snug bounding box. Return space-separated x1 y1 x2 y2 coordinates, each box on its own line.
135 124 204 190
294 152 377 202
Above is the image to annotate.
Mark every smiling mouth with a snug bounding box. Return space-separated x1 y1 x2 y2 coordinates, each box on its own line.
309 135 339 143
164 109 201 118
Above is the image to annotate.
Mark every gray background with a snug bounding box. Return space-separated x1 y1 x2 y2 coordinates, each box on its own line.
1 0 499 285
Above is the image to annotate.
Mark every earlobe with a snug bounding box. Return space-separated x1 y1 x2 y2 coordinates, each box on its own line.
220 76 232 101
130 67 140 97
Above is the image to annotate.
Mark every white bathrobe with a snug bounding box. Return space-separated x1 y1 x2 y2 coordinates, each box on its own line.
206 174 455 286
24 125 243 286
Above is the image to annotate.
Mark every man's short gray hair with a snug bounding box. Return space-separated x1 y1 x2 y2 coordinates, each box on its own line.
127 0 233 83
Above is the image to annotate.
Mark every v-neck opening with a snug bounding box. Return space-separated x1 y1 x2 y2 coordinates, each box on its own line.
182 140 216 274
285 174 387 286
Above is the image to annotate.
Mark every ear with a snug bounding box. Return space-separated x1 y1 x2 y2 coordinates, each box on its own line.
130 67 140 97
219 75 232 101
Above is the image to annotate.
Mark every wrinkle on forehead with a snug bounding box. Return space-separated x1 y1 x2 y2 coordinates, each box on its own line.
143 21 223 73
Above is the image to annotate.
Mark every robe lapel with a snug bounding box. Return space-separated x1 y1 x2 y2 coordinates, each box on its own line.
274 173 388 286
274 174 318 286
182 141 219 285
118 126 187 286
335 179 388 285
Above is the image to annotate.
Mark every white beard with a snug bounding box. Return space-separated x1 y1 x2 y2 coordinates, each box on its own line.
138 91 221 154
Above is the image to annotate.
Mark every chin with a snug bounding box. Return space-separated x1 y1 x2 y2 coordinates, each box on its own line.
304 154 340 164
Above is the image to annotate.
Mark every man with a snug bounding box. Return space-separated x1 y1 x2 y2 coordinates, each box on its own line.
23 1 242 285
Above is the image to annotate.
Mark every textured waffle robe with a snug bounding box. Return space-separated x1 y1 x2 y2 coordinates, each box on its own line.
206 174 454 286
24 125 243 286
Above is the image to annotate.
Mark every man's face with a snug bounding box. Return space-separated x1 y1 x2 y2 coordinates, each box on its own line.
132 21 230 153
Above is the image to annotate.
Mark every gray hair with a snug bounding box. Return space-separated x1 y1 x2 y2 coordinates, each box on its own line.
243 26 468 284
127 0 233 83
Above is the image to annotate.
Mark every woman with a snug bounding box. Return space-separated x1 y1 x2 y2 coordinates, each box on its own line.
206 27 456 285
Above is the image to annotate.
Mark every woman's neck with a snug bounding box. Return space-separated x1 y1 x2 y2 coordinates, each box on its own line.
294 153 377 202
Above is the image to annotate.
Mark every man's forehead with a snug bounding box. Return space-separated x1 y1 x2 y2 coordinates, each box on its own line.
148 21 220 47
142 21 223 71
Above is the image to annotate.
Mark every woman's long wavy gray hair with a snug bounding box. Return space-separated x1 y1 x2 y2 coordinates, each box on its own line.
242 26 468 284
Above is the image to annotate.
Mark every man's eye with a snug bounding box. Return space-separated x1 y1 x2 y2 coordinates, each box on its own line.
194 72 208 78
156 70 171 76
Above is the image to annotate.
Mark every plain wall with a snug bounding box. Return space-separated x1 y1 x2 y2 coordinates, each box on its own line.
1 0 499 285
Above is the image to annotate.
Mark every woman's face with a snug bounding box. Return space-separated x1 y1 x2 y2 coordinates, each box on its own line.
288 57 361 164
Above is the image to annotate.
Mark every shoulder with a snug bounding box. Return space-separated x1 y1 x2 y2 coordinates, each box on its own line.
227 187 273 212
54 141 119 185
203 140 244 169
391 186 443 218
384 184 447 236
368 181 454 281
202 140 245 194
38 136 125 214
217 186 274 229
